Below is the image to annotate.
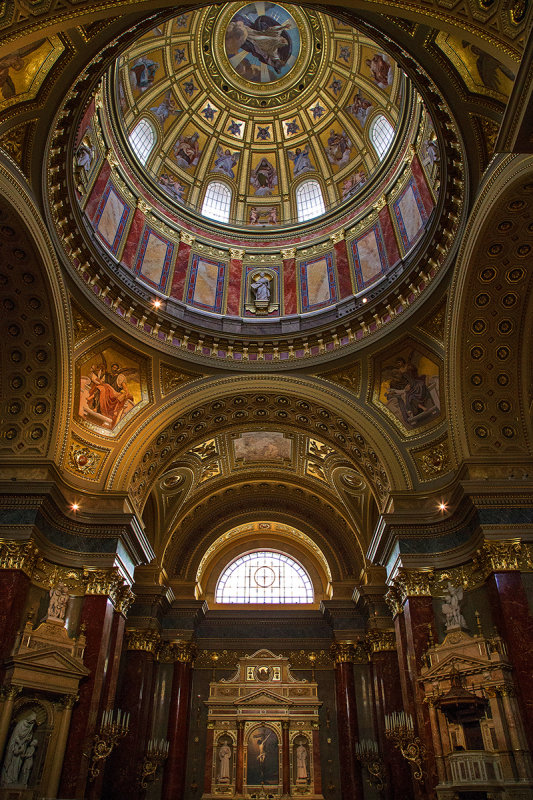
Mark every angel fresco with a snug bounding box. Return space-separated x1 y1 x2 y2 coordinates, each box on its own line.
212 146 239 179
0 39 46 100
346 90 373 125
81 354 137 431
342 170 366 199
325 129 352 169
174 132 201 169
158 172 185 202
365 52 393 89
288 146 313 176
130 56 159 92
150 91 180 125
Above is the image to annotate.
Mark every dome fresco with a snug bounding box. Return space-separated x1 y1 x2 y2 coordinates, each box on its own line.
114 3 408 227
71 2 446 348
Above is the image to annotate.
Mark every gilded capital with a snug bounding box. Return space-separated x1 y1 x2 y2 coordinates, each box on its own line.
0 684 21 701
229 248 245 260
115 585 135 616
477 540 525 574
179 230 195 246
330 229 345 245
281 247 296 260
330 640 367 664
158 639 197 663
125 628 161 653
365 629 396 653
62 693 79 709
84 568 125 606
0 539 39 575
393 569 434 604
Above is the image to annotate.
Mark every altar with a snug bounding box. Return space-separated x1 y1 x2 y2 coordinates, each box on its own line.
202 650 323 798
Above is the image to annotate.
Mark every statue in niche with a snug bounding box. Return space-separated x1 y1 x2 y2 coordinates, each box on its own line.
252 272 271 303
442 583 467 630
296 742 308 782
1 713 38 786
48 583 69 621
217 738 232 783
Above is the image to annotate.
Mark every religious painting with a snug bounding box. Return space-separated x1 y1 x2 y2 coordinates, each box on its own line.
0 36 64 112
76 341 149 436
435 33 514 102
374 341 442 432
246 726 279 785
157 170 187 203
171 125 205 172
250 155 278 196
321 127 354 170
247 205 279 225
345 89 373 126
340 168 366 200
129 50 163 96
149 90 181 128
361 46 393 90
233 431 291 462
287 145 314 177
212 146 240 180
224 2 299 84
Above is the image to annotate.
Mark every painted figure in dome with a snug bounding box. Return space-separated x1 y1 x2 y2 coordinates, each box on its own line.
365 52 393 88
288 146 313 176
346 90 373 125
226 13 293 74
150 91 180 125
250 158 278 195
130 56 159 92
213 146 240 179
174 132 201 169
326 129 352 168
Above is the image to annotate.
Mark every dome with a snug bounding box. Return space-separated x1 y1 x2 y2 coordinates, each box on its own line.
113 3 409 228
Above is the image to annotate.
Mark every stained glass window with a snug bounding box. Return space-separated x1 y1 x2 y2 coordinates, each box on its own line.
296 180 326 222
215 551 314 603
201 181 232 223
128 118 156 165
370 114 394 160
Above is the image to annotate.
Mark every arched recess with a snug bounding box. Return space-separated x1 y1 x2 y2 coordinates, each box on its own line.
0 160 72 466
195 521 333 608
447 154 533 463
161 482 362 598
107 375 413 507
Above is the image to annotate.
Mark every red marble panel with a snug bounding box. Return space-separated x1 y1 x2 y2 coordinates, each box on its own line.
121 209 145 271
0 570 30 661
283 257 297 315
403 597 438 796
77 100 96 146
371 650 413 800
312 728 322 794
162 660 193 800
411 155 435 216
379 205 401 266
487 571 533 752
169 241 191 301
59 595 114 798
85 161 111 222
335 661 364 799
204 728 214 792
227 257 243 316
335 239 353 299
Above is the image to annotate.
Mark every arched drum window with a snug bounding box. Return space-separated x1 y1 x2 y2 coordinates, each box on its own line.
370 114 394 160
201 181 232 223
215 551 314 603
128 118 156 165
296 180 326 222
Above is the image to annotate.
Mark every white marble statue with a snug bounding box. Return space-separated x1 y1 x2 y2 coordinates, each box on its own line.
19 739 38 786
1 713 38 786
296 743 308 780
218 742 231 782
442 583 467 630
252 272 271 303
48 583 69 621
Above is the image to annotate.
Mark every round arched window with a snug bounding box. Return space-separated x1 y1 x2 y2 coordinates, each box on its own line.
128 118 156 166
296 180 326 222
370 114 394 160
215 551 314 604
201 181 232 223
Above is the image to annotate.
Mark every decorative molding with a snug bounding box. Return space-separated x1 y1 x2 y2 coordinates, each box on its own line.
125 628 161 653
365 629 396 653
158 639 197 663
330 640 368 664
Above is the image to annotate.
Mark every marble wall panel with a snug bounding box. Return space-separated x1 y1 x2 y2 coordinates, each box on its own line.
135 227 174 291
351 223 388 290
300 254 336 312
187 255 225 312
93 183 130 256
393 178 428 250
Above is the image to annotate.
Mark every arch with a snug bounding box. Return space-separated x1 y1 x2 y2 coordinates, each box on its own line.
295 179 326 222
369 114 394 160
201 181 232 223
447 154 533 462
215 550 314 604
128 117 156 165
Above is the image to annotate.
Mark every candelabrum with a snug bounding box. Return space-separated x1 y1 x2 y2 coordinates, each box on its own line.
384 712 426 781
89 709 130 781
354 739 385 791
140 738 170 788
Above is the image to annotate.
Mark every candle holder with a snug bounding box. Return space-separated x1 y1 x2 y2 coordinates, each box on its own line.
354 739 385 791
384 712 426 781
140 738 170 788
89 709 130 780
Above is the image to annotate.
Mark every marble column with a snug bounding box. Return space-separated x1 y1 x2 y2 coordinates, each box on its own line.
170 232 194 301
59 593 115 798
227 248 244 317
367 631 414 800
103 629 160 800
281 247 297 315
0 567 31 660
235 720 245 793
487 569 533 753
203 727 215 794
331 230 353 299
282 720 290 795
46 694 77 798
161 640 196 800
401 589 439 796
332 642 365 800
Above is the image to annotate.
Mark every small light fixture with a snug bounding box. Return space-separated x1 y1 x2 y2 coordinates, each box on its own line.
71 502 79 512
362 297 368 304
153 299 161 308
438 502 447 512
